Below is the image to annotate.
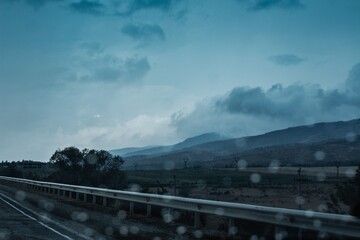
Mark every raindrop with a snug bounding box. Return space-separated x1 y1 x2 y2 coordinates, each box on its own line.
214 208 224 216
86 153 98 165
117 210 127 220
164 161 175 170
119 226 128 236
130 226 139 235
15 191 26 201
77 212 88 222
196 180 206 190
250 235 259 240
305 210 314 217
346 132 357 142
250 173 261 183
316 172 326 182
275 231 288 240
128 184 140 192
295 196 305 205
105 227 113 236
193 230 203 238
84 228 94 237
318 204 327 212
235 138 247 148
176 226 187 235
313 219 322 228
229 226 238 235
0 228 9 240
222 177 232 187
275 213 285 222
345 168 356 178
314 151 325 161
268 160 280 173
237 159 248 170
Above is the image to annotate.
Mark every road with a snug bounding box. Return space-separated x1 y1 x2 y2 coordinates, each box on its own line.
0 192 85 240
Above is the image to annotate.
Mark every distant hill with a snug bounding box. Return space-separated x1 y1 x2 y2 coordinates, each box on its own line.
122 118 360 169
110 132 228 157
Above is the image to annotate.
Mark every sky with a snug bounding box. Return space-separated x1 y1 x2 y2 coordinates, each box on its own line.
0 0 360 161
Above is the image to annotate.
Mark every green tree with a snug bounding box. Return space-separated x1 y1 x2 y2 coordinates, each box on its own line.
49 147 125 188
330 165 360 216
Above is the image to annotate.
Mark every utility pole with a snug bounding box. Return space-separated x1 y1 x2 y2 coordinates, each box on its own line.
297 167 302 210
336 163 340 179
173 175 177 196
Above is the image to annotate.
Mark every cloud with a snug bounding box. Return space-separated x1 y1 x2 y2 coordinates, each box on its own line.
5 0 63 8
121 23 165 46
172 62 360 138
81 56 151 83
270 54 305 66
119 0 177 16
69 0 105 15
237 0 304 12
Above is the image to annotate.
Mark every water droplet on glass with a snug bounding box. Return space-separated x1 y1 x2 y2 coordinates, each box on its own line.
119 226 128 236
316 172 326 182
130 226 139 235
314 151 325 161
215 207 225 216
15 190 26 201
105 227 113 236
250 173 261 183
193 230 203 238
295 196 305 205
345 168 356 178
237 159 248 170
346 132 357 142
222 177 232 187
164 161 175 170
176 226 187 235
268 160 280 173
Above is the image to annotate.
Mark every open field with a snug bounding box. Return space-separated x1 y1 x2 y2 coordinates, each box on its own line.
124 167 357 214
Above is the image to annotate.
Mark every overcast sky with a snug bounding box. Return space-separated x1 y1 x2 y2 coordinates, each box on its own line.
1 0 360 161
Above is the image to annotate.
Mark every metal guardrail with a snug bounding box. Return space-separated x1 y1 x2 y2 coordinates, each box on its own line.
0 175 360 238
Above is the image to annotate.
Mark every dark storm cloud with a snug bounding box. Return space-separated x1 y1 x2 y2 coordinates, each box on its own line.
122 23 165 46
120 0 177 16
69 0 105 15
237 0 304 11
173 63 360 137
270 54 305 66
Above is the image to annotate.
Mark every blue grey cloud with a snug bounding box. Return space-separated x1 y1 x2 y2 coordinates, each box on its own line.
69 0 105 15
82 56 151 83
173 63 360 138
5 0 63 8
237 0 304 11
122 23 165 46
119 0 177 16
270 54 305 66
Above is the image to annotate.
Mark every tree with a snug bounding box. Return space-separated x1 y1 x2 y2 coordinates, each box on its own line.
330 165 360 216
49 147 125 189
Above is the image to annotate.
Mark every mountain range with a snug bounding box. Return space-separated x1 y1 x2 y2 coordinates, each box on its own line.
111 118 360 170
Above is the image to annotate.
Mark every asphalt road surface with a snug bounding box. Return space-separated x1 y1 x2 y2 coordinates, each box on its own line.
0 192 85 240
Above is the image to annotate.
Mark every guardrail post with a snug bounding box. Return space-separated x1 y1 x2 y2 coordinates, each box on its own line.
194 212 201 228
115 199 120 209
75 192 80 200
129 202 134 214
84 194 87 202
103 197 107 207
147 204 152 217
228 218 235 236
92 195 96 205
